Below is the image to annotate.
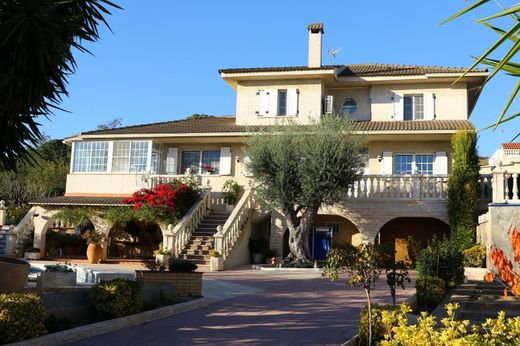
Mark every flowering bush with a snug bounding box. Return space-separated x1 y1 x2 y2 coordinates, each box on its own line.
122 180 199 224
485 226 520 297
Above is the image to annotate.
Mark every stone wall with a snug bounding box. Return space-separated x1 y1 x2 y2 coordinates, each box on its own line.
135 271 202 298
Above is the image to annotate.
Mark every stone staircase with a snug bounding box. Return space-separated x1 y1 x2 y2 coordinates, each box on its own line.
178 211 230 271
0 231 8 256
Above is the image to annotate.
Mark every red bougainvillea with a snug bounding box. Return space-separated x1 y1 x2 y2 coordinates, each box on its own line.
486 226 520 297
122 180 199 222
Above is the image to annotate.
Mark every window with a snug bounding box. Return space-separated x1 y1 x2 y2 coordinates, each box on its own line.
340 98 357 115
394 154 434 175
394 154 414 175
403 95 424 120
111 141 150 173
415 155 434 175
72 142 109 173
278 90 287 116
181 150 220 175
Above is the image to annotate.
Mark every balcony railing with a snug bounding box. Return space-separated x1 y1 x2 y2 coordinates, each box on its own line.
346 174 492 200
492 170 520 203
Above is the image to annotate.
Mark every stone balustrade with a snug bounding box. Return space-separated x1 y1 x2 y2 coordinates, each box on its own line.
492 169 520 203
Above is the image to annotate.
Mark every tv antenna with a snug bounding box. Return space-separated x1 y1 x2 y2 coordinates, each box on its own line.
327 47 341 65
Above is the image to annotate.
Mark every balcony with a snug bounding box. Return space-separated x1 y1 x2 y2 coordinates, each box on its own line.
347 174 492 200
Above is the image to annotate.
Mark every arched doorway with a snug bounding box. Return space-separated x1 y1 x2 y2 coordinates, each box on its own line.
281 214 361 260
376 217 450 262
108 220 162 259
43 219 90 258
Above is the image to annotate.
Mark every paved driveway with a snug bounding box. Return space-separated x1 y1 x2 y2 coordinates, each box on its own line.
68 268 414 346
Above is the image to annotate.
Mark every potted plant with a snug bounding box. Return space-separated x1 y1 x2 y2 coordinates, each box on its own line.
249 237 269 264
264 248 278 265
209 249 224 271
81 230 107 264
154 243 173 267
24 247 41 260
222 179 241 212
37 262 77 289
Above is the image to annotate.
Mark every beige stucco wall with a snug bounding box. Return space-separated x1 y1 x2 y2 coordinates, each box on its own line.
314 214 361 247
328 87 371 121
370 82 468 121
367 140 452 174
235 79 323 125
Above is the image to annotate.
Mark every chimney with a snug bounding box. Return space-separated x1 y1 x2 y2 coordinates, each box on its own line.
308 23 324 67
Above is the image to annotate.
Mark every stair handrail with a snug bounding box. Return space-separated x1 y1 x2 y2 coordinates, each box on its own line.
168 187 211 256
214 189 252 259
3 207 36 256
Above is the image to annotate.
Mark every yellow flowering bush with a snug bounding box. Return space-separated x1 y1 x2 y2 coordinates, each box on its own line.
379 303 520 345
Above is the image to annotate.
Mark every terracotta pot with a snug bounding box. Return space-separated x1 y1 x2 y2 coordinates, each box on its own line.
86 243 103 264
0 256 29 292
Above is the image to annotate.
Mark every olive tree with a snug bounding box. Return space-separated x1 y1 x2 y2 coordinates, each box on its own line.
245 116 365 264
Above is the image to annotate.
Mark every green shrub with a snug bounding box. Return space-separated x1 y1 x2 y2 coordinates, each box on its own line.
416 239 464 288
168 258 198 272
358 303 401 346
89 279 142 319
0 293 46 343
463 244 486 268
416 276 446 312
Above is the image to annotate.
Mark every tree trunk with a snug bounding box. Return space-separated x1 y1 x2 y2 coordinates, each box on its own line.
365 288 372 346
284 206 318 265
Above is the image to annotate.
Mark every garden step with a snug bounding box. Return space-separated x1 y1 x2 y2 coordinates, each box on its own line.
181 250 209 256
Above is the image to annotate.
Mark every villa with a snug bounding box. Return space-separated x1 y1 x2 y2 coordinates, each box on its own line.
1 23 507 268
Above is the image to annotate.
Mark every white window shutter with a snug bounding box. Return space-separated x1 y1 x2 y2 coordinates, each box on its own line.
383 152 393 174
166 148 178 174
287 88 299 116
220 147 232 175
268 90 278 116
325 95 334 114
393 94 403 121
424 92 435 120
258 90 269 116
435 151 448 175
243 155 253 177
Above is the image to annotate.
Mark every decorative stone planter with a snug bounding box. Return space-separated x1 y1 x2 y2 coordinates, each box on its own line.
0 256 29 292
210 256 224 271
252 253 265 264
135 270 202 298
155 254 171 267
37 271 76 289
24 252 41 260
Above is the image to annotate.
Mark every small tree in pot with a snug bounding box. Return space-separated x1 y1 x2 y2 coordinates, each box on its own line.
249 237 269 264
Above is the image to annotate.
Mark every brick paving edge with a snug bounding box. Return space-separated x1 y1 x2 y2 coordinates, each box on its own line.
8 297 209 346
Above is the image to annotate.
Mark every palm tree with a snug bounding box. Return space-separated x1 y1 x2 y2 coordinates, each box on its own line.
443 1 520 140
0 0 121 170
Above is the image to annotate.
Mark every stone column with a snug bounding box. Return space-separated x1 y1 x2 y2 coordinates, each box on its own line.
213 225 224 254
0 200 6 226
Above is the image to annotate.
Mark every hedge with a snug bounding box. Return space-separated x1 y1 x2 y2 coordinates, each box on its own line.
0 293 46 343
416 276 446 312
89 279 143 319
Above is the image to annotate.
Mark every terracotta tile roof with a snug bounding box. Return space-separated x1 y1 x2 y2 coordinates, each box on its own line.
219 63 488 76
352 119 474 131
308 23 324 33
79 116 473 136
30 196 128 207
502 143 520 150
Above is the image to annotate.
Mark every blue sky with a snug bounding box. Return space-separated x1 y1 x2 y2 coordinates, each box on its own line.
40 0 520 156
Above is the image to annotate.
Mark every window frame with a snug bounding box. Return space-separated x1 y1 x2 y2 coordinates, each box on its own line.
71 141 110 173
393 153 435 175
180 149 221 175
340 98 357 116
403 94 424 121
277 89 287 116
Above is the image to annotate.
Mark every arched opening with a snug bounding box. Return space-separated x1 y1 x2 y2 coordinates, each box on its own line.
376 217 450 262
43 218 91 258
107 220 162 259
281 214 361 260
